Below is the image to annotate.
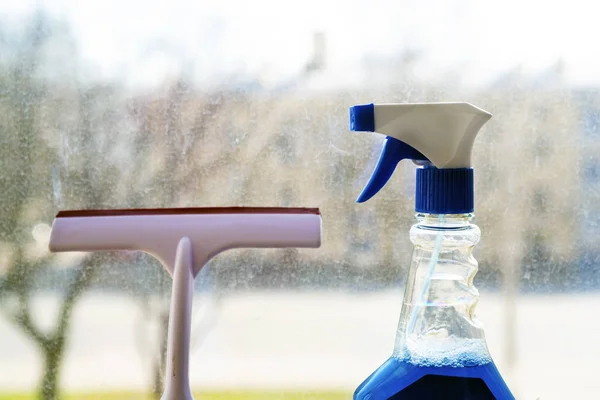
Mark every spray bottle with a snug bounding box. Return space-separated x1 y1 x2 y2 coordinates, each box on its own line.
349 103 514 399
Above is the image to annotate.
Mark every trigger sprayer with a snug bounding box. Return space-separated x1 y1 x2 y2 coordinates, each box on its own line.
349 103 515 400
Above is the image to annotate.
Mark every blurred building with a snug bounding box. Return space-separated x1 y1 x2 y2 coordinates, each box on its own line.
29 32 591 291
574 89 600 288
474 85 579 289
161 43 586 290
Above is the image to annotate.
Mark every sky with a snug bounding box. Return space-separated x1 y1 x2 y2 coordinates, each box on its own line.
1 0 599 89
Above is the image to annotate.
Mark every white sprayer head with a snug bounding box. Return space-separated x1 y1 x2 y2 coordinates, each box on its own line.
350 102 492 212
363 103 492 168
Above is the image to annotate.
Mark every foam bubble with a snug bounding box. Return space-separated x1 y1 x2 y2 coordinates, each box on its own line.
402 337 492 367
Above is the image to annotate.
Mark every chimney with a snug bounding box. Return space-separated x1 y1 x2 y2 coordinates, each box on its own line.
305 32 326 73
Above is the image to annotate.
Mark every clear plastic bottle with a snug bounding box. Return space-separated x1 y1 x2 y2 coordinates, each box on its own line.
349 102 514 399
354 213 514 400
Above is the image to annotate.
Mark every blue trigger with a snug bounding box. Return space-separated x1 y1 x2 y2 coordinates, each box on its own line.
357 137 428 203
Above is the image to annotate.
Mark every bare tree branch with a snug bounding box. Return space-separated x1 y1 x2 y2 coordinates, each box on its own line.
12 300 49 348
54 255 98 342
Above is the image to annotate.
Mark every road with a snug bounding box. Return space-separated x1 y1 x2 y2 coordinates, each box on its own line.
0 291 597 399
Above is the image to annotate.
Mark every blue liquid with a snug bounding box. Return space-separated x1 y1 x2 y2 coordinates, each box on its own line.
354 357 514 400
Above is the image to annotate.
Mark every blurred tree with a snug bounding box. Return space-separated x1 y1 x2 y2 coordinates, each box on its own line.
0 11 123 400
0 10 75 400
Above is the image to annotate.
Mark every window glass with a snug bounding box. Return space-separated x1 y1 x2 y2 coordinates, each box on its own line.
0 1 598 399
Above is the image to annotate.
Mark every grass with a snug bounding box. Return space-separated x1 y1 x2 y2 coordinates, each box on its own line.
0 391 350 399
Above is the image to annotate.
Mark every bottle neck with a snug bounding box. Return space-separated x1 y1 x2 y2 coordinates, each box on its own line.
393 211 490 366
415 213 473 226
